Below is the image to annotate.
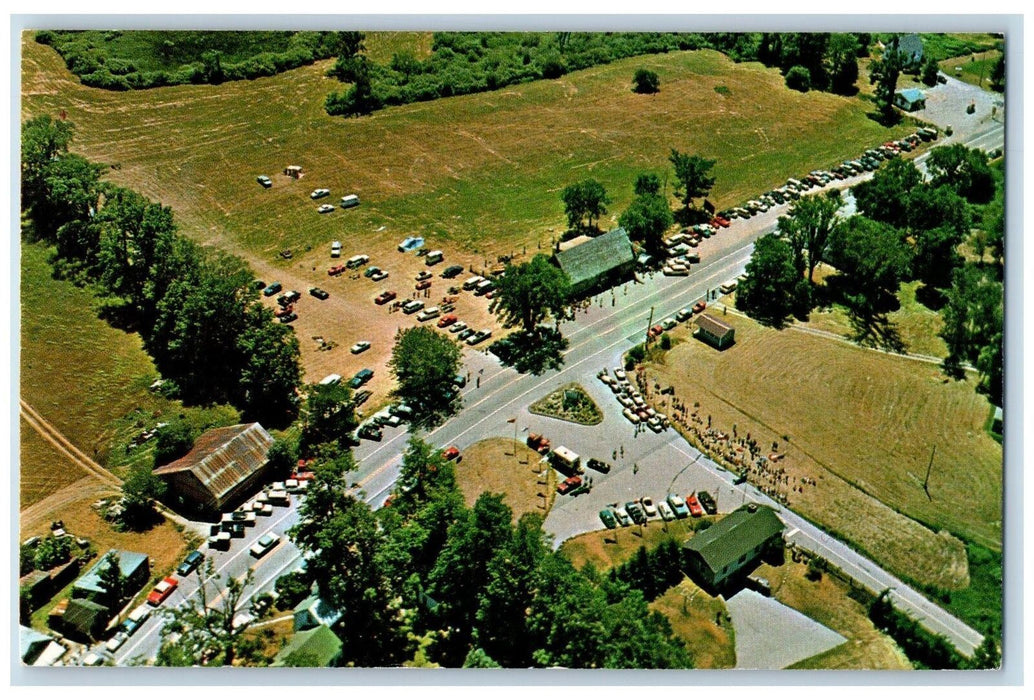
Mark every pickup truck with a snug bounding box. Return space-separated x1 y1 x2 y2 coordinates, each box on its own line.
556 475 583 495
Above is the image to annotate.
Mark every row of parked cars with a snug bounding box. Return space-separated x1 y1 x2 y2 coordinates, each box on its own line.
598 490 718 529
721 129 937 221
598 367 669 432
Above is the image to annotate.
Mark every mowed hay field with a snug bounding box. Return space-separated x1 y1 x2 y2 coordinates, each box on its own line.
454 438 556 520
649 314 1001 587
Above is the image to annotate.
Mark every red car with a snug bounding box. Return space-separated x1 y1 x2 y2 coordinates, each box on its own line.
442 446 460 461
274 304 294 318
437 314 458 328
416 280 432 291
290 470 315 482
375 291 397 305
711 216 730 228
692 301 707 314
556 475 583 495
147 576 179 606
328 265 347 276
686 493 704 518
648 324 664 339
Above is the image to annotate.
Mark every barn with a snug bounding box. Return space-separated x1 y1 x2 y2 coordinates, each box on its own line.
694 314 736 350
553 227 635 297
683 504 785 589
153 423 275 514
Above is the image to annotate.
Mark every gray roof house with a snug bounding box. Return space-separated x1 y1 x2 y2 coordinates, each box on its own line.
72 549 150 604
684 505 785 589
293 593 342 632
553 227 636 297
895 34 924 65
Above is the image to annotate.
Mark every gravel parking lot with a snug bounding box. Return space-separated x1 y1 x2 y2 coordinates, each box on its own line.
725 589 846 669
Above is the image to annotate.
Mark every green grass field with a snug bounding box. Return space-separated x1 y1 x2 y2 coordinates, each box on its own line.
919 33 1000 63
939 50 1002 91
22 36 912 269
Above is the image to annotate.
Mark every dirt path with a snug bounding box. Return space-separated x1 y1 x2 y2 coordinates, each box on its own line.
21 476 118 532
20 399 121 488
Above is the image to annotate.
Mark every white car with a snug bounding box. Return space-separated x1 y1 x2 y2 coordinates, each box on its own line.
613 507 632 526
331 241 342 257
105 632 128 653
614 368 627 381
640 497 658 518
350 341 371 354
448 321 468 333
250 532 281 559
310 188 330 199
317 204 335 214
658 501 675 521
371 270 389 282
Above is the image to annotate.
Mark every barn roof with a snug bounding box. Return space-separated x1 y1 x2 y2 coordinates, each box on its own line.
62 598 108 636
74 549 149 597
684 505 785 574
897 88 926 103
554 227 634 289
695 313 734 339
153 423 274 501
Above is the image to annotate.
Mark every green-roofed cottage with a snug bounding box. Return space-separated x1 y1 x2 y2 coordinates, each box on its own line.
683 504 785 589
61 598 110 641
72 549 150 604
272 624 343 667
553 227 635 297
894 88 927 112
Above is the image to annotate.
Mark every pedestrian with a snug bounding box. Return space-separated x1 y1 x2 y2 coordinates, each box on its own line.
476 376 480 388
633 463 639 475
620 445 624 458
612 449 617 460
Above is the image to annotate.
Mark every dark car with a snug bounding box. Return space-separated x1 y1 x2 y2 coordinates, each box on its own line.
176 550 204 576
349 368 374 388
262 282 282 297
457 328 475 341
441 264 465 279
599 509 617 529
278 312 297 324
698 490 718 515
364 266 381 279
251 280 266 291
309 287 330 300
587 458 611 474
358 423 382 441
352 389 372 406
625 501 646 524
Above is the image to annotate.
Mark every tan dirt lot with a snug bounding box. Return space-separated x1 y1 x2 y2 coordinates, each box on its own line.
454 438 556 520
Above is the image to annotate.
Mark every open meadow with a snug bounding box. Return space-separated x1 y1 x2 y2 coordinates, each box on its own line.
645 310 1001 589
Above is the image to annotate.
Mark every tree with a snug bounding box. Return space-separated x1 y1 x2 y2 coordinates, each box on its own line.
633 173 662 197
632 68 660 94
264 437 297 481
785 65 811 92
388 326 462 427
33 535 71 571
619 192 674 256
826 33 860 94
493 254 572 336
120 464 167 530
153 420 194 466
921 56 940 87
98 552 126 612
21 115 75 224
561 179 611 232
463 647 502 668
155 564 256 666
826 216 912 345
851 157 924 229
390 435 455 515
300 381 357 450
939 263 1003 403
989 53 1004 92
778 190 843 284
869 39 903 124
735 234 800 327
235 305 303 427
668 150 716 214
925 144 995 204
29 152 103 244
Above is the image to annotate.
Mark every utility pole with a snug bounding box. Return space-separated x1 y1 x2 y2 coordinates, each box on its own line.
922 444 936 500
645 306 655 345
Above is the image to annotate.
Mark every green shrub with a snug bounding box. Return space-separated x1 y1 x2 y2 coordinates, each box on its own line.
785 65 812 92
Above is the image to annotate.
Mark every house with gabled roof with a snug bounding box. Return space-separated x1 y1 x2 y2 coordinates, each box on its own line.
272 625 343 667
553 227 635 297
683 504 785 589
153 423 274 513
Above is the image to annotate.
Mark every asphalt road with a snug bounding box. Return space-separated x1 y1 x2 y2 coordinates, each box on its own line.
91 76 1003 666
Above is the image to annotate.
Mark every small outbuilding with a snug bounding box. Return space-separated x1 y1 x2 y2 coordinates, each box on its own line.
683 504 785 589
293 593 342 633
694 314 736 350
553 227 635 297
272 624 343 667
894 88 927 112
20 626 67 666
60 598 110 641
283 165 304 179
154 423 275 514
72 549 150 604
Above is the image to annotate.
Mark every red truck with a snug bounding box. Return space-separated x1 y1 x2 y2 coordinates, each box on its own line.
526 433 551 454
556 475 582 495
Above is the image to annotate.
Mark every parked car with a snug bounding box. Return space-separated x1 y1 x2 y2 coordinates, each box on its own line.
599 509 618 529
331 241 342 257
467 329 492 345
256 175 272 188
309 287 329 300
250 532 281 559
416 306 440 322
557 475 583 495
437 314 458 328
676 307 693 322
262 282 282 297
364 266 381 279
442 446 461 461
662 319 677 331
667 493 689 518
448 321 468 333
587 458 611 473
280 290 301 305
346 254 369 269
352 389 372 406
176 550 204 576
310 188 330 199
278 312 297 324
640 497 658 518
350 341 371 354
402 300 425 314
698 490 718 515
349 368 374 388
398 236 424 252
147 576 179 606
648 324 664 339
613 507 632 527
441 264 465 279
327 264 346 276
658 501 675 521
686 493 704 518
416 280 432 291
357 423 382 441
457 328 475 341
375 290 397 305
692 301 707 314
317 204 335 214
105 631 128 653
625 501 646 524
371 270 389 282
274 305 294 318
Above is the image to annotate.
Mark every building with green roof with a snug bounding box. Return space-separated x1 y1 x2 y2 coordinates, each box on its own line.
683 504 785 589
61 598 110 641
553 227 635 297
72 549 150 604
272 624 343 667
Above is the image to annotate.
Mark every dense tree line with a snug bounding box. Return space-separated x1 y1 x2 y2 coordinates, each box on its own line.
36 30 341 90
287 436 693 668
21 115 302 426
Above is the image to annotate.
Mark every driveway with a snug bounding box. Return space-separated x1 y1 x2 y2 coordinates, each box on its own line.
914 73 1003 141
725 589 846 669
